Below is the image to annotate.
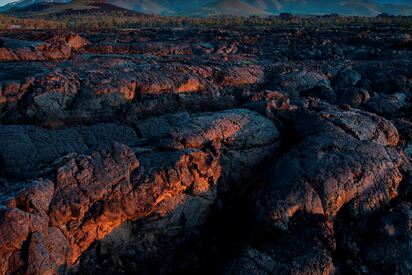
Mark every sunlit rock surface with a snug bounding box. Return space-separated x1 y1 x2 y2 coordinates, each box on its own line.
0 27 411 274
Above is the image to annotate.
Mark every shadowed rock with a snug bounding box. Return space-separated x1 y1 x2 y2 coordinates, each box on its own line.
0 26 411 275
254 101 405 231
0 143 220 274
0 34 89 61
0 123 138 179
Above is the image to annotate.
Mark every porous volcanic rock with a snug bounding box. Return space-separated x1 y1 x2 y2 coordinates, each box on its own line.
0 26 411 275
254 100 404 231
0 34 89 61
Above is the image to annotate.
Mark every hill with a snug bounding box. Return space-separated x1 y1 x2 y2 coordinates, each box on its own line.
105 0 412 17
0 0 69 12
1 0 412 17
3 0 138 16
257 0 412 16
109 0 171 15
188 0 271 17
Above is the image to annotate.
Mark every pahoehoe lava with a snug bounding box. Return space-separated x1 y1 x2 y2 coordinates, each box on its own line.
0 26 411 274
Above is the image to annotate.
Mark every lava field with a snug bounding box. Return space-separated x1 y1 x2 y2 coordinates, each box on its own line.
0 26 411 274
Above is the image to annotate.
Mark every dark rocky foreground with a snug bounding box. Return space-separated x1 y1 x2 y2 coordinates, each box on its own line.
0 26 411 274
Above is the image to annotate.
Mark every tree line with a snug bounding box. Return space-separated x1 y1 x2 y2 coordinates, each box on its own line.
0 12 411 30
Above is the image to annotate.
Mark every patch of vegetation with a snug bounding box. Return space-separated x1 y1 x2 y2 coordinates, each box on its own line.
0 12 411 30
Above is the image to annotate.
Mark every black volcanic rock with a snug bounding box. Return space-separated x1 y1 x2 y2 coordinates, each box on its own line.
254 103 404 231
0 26 411 275
0 123 138 179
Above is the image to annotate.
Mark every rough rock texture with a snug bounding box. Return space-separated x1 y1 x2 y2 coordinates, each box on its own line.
0 143 221 274
0 34 89 61
258 100 404 225
0 26 411 274
0 123 138 179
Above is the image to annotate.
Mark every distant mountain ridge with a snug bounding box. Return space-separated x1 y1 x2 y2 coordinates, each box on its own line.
0 0 138 15
0 0 69 12
1 0 412 16
191 0 272 17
